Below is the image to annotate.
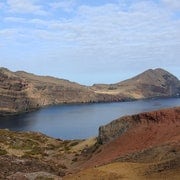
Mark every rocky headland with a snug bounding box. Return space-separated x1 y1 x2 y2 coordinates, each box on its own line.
92 68 180 99
65 107 180 179
0 67 180 115
0 107 179 179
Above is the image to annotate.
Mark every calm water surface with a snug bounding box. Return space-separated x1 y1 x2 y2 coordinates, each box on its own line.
0 98 179 139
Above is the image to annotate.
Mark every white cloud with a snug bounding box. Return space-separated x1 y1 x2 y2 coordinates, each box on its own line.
50 0 76 12
29 18 48 26
3 1 180 49
1 0 180 83
7 0 47 15
161 0 180 10
4 16 26 23
0 28 16 35
0 28 19 39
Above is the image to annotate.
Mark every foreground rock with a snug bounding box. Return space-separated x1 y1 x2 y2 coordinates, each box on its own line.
66 107 180 179
7 172 62 180
98 106 180 144
0 67 180 115
0 107 179 179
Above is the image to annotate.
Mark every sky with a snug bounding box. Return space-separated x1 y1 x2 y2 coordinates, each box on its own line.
0 0 180 85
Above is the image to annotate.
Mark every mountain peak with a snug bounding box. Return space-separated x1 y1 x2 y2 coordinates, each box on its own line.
131 68 178 82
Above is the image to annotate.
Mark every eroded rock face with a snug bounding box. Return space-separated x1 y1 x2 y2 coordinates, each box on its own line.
0 68 97 115
0 68 37 115
98 107 180 144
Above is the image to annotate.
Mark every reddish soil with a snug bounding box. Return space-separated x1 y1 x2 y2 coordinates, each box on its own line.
82 107 180 168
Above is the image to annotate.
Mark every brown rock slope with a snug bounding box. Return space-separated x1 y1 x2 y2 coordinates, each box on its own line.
92 68 180 99
0 68 34 115
65 107 180 179
0 67 131 115
0 68 96 115
0 67 180 115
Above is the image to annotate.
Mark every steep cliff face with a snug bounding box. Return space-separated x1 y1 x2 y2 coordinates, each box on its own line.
15 70 96 105
0 68 39 115
98 107 180 144
0 68 97 115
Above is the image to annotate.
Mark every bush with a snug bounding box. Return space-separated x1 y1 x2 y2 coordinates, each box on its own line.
0 148 7 155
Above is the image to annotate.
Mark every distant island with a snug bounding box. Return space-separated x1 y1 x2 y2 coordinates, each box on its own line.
0 67 180 116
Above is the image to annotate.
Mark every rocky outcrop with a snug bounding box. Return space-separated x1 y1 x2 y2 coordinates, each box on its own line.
79 107 180 176
64 107 180 179
98 107 180 144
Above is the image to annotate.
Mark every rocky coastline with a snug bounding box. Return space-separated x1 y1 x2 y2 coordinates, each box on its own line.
1 67 180 116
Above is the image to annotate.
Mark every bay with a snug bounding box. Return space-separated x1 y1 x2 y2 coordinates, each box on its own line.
0 97 179 139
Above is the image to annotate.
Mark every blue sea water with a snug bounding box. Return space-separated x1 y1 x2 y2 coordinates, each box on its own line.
0 97 179 139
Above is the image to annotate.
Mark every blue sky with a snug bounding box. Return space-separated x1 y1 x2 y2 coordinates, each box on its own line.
0 0 180 85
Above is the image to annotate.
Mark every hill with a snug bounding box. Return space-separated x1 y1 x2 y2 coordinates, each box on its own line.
92 68 180 99
65 107 180 179
0 67 179 115
0 67 96 115
0 107 179 179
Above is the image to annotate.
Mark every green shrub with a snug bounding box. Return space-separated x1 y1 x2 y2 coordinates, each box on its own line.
0 148 7 155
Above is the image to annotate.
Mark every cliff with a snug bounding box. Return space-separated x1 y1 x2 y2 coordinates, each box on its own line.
0 67 180 115
0 68 36 115
0 67 96 115
98 107 180 144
